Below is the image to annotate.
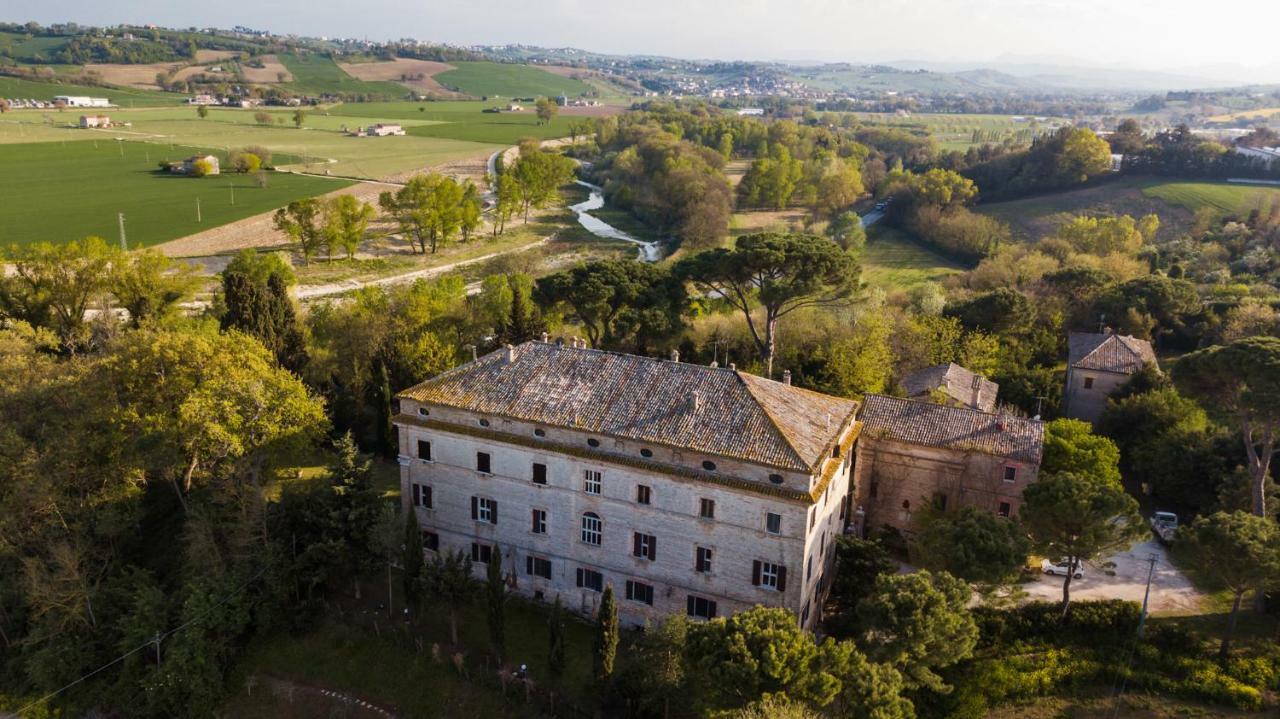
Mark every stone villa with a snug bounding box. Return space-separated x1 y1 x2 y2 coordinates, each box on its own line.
395 340 860 629
1063 331 1157 423
394 340 1044 627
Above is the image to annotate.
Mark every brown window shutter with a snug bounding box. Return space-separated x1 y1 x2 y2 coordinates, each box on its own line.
633 533 641 557
687 595 695 615
708 600 717 618
752 560 761 586
576 568 584 587
526 556 533 575
412 484 420 506
490 501 498 525
470 496 478 520
777 566 787 592
648 536 657 561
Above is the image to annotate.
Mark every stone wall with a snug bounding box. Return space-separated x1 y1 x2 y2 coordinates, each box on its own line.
1063 367 1129 424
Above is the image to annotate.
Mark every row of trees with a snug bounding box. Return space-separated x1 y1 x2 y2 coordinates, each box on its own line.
273 194 377 262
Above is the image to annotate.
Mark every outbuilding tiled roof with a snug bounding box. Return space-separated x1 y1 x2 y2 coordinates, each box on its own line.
1068 332 1157 375
859 394 1044 465
396 341 859 472
901 363 999 413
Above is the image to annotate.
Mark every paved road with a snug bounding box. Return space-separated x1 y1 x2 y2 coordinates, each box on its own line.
1022 539 1203 614
861 210 884 228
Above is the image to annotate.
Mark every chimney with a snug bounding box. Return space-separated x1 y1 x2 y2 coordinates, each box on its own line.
468 344 478 362
541 332 549 343
505 344 516 363
670 349 680 363
688 391 703 413
728 363 736 371
782 370 792 386
971 375 982 408
709 360 719 368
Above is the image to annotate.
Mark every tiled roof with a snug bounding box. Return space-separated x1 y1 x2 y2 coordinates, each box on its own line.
859 394 1044 465
901 363 999 413
1068 332 1157 374
396 341 859 472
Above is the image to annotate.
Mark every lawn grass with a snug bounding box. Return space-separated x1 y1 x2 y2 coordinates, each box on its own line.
0 31 70 62
328 100 577 144
278 53 410 98
1141 180 1280 221
861 224 964 288
432 61 592 98
0 74 184 107
0 140 350 248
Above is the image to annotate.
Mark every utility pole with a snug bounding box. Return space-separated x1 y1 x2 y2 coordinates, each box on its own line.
117 212 127 251
1137 553 1157 637
153 631 162 664
229 182 235 205
196 197 202 223
1034 396 1047 420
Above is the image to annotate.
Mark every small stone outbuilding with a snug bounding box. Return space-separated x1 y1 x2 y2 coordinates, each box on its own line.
1062 331 1157 423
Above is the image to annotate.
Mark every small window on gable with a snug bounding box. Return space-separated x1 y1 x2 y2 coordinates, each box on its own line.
702 460 717 471
478 418 490 427
768 473 784 484
587 438 601 448
640 448 653 458
417 407 429 417
1083 376 1094 389
1003 466 1017 483
534 428 546 438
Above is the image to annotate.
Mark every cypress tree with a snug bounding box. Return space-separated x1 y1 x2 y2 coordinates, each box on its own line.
547 594 566 679
402 508 424 606
593 584 618 683
486 545 506 661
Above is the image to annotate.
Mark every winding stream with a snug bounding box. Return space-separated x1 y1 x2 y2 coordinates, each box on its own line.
570 181 662 262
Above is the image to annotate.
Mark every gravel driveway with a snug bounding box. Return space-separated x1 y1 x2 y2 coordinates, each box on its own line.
1022 539 1204 614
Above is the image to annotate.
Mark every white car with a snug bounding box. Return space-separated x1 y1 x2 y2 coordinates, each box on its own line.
1041 559 1084 579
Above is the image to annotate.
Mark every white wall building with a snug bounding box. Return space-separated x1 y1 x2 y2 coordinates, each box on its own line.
54 95 111 108
394 340 860 629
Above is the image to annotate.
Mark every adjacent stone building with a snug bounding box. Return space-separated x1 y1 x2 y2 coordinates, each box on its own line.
1062 331 1157 423
851 394 1044 536
394 340 860 629
901 363 998 413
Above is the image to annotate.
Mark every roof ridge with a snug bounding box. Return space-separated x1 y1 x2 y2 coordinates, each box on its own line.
865 393 1040 425
737 372 819 470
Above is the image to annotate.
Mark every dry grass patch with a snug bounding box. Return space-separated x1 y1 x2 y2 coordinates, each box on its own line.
338 57 461 96
241 54 293 83
195 49 238 63
85 62 184 89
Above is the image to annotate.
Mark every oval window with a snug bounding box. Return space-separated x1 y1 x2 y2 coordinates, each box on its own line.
587 438 601 448
640 448 653 458
702 460 717 471
768 473 783 484
478 418 490 427
417 407 429 416
534 428 546 438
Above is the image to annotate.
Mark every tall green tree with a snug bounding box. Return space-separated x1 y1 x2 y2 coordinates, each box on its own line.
534 260 687 352
547 594 566 679
220 263 308 374
0 236 114 352
424 549 474 646
273 199 324 264
1021 472 1145 616
328 432 383 599
855 570 977 692
593 584 619 684
1179 511 1280 657
1041 418 1123 487
914 506 1029 586
534 97 558 125
402 507 424 606
108 249 199 327
678 232 859 377
486 544 506 661
1173 336 1280 517
324 194 376 261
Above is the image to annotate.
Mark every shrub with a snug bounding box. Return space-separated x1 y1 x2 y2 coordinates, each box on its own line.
974 600 1141 648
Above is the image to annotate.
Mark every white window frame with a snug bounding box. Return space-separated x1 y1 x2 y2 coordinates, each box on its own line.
760 561 781 590
531 508 547 534
765 512 781 535
581 512 602 546
477 497 496 523
583 469 602 495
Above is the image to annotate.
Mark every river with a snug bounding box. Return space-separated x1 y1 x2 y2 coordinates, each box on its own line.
569 181 662 262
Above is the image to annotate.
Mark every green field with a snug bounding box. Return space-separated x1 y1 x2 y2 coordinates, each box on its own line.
278 53 411 98
862 224 964 287
0 74 184 107
0 106 503 179
433 61 593 97
0 140 351 248
1141 180 1280 220
328 100 577 144
0 31 69 62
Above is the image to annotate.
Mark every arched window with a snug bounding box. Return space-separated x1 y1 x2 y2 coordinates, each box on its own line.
581 512 602 546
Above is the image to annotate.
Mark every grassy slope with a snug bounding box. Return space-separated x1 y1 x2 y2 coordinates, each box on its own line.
328 100 576 144
433 61 592 97
0 31 69 61
0 74 183 106
862 224 964 288
977 176 1280 241
278 53 409 97
0 140 349 247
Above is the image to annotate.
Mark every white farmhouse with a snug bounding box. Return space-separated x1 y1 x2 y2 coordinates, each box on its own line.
394 340 860 629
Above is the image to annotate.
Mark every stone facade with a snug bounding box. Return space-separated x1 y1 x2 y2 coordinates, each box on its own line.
1063 331 1158 424
1062 366 1130 424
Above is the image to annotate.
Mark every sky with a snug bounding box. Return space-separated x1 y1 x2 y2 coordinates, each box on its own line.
7 0 1280 79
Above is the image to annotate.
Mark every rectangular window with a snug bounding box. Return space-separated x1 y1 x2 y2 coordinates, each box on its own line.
531 508 547 534
687 594 717 620
575 567 603 592
695 546 713 573
766 513 782 535
625 580 654 606
411 484 432 509
933 492 948 511
633 532 657 561
584 469 601 495
476 452 491 474
699 498 715 519
808 510 815 530
421 530 439 552
471 542 492 564
472 497 497 524
753 560 787 591
581 513 602 546
526 555 552 579
869 481 878 499
1083 376 1095 389
532 462 547 485
417 439 431 461
636 484 651 505
807 555 813 580
1003 466 1017 483
998 502 1011 518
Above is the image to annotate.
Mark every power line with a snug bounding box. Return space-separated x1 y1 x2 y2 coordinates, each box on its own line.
15 566 268 717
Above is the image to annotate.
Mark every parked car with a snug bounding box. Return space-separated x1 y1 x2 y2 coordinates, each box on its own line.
1150 511 1178 544
1041 559 1084 579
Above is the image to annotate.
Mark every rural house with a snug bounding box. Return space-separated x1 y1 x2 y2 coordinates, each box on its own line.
174 155 220 175
851 394 1043 536
394 340 860 629
901 363 998 413
1063 330 1157 423
79 115 111 129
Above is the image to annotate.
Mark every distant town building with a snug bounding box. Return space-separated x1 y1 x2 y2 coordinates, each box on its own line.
852 395 1043 536
901 363 998 413
79 115 111 129
54 95 110 108
187 94 218 105
394 340 859 629
1232 145 1280 169
737 108 765 116
1062 331 1157 423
